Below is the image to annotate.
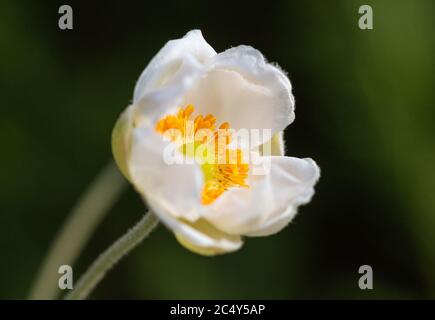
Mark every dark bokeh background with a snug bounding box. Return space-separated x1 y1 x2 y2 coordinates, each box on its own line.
1 0 435 299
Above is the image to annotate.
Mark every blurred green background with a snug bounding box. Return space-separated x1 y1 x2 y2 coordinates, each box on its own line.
1 0 434 299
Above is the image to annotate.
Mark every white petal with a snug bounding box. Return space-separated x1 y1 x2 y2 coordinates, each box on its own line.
180 45 294 147
147 196 242 256
133 30 216 103
132 54 206 127
203 156 320 236
128 127 203 221
246 157 320 236
244 206 295 237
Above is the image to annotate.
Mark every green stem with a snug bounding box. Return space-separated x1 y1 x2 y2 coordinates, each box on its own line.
29 161 127 300
65 212 159 300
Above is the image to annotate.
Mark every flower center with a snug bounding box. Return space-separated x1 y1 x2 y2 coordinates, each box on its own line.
155 105 249 205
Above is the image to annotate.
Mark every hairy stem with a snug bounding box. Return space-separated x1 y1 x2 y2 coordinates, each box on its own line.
65 212 159 300
29 161 127 300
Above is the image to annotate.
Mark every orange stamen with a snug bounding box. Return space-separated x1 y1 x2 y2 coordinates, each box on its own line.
155 105 249 205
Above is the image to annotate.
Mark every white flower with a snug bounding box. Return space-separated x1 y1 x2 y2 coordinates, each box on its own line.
112 30 320 256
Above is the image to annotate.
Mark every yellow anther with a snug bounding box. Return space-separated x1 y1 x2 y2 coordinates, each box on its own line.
155 105 249 205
